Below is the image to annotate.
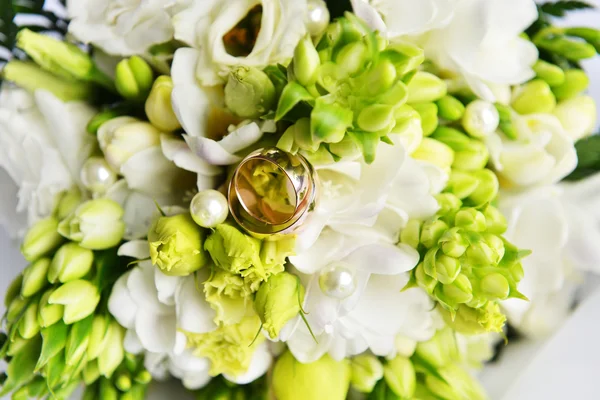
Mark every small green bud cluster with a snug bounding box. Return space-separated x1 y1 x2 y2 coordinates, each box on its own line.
402 193 528 334
534 26 600 63
274 13 426 163
195 375 269 400
82 353 152 400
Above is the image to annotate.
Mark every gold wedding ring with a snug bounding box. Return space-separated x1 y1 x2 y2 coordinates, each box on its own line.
228 148 318 238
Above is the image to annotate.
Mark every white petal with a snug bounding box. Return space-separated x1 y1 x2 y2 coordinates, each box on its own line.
289 228 345 274
155 270 184 306
224 342 272 384
123 329 144 354
176 274 216 334
161 134 222 175
219 122 263 154
108 273 137 329
127 266 173 314
118 240 151 260
184 135 241 165
135 310 177 353
344 243 419 275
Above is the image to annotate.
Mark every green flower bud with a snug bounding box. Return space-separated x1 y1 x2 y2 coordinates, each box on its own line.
55 188 83 220
21 217 64 262
225 66 276 118
116 373 132 391
439 228 468 258
329 135 362 159
532 60 565 87
294 36 321 86
495 103 518 140
6 296 27 324
83 361 101 385
442 302 506 335
5 274 23 309
426 364 486 400
87 316 110 361
446 170 479 200
49 243 94 283
18 302 41 339
148 213 208 276
512 80 556 114
467 169 499 205
435 254 461 285
311 100 353 144
384 356 416 399
65 316 93 366
87 105 135 135
100 378 119 400
254 272 304 339
134 370 152 385
415 328 458 368
357 104 396 132
420 219 449 249
564 27 600 51
115 56 154 100
407 72 447 104
480 273 510 300
454 209 486 232
3 60 93 101
554 95 597 140
482 206 507 234
16 29 112 88
49 280 100 324
145 76 182 132
439 274 473 306
412 137 454 169
400 220 422 249
21 258 51 297
58 199 125 250
38 289 64 328
350 354 383 393
465 241 499 266
415 262 437 294
454 141 489 171
273 351 351 400
384 41 425 76
535 35 597 61
412 103 439 137
553 69 590 100
435 193 463 216
97 321 125 378
436 95 465 121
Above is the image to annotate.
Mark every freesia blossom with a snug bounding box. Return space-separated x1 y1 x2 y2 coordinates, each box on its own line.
0 87 96 236
67 0 188 56
173 0 307 86
283 229 437 363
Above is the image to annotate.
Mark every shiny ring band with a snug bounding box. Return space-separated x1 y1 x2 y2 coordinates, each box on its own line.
228 147 318 238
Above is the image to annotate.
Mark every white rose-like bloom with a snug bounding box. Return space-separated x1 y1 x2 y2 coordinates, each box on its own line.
173 0 307 86
67 0 188 56
351 0 455 38
108 240 272 388
486 114 577 189
0 87 96 236
282 229 437 363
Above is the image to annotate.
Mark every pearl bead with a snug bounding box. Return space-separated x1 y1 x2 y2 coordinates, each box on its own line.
80 157 117 194
319 264 356 300
307 0 330 37
190 190 229 228
462 100 500 139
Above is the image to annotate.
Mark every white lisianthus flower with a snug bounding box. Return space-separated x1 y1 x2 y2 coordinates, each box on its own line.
108 240 272 387
0 86 96 236
67 0 188 56
486 114 577 188
282 229 437 363
298 135 446 250
173 0 307 86
351 0 455 37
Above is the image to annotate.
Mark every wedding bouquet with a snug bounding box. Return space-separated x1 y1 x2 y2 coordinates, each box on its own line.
1 0 600 399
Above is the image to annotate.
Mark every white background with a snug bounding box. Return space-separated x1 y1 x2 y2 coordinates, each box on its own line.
1 2 600 399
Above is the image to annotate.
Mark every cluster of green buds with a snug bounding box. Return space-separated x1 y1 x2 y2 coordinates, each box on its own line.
0 194 132 398
269 12 425 163
360 328 487 400
401 190 529 334
533 26 599 63
195 375 269 400
82 353 152 400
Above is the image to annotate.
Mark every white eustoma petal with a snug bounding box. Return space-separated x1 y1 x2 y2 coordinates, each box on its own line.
224 342 272 384
219 122 263 154
118 240 150 260
135 311 177 353
168 350 211 390
154 270 184 306
108 273 138 329
144 352 170 381
184 136 241 165
124 329 144 354
176 274 216 334
106 180 158 240
161 134 223 176
127 266 173 314
302 276 341 331
287 324 333 363
289 228 345 274
350 0 387 34
344 243 419 275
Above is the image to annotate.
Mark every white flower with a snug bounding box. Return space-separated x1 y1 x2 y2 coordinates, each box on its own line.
486 114 577 188
298 136 445 250
173 0 307 86
282 229 436 363
0 87 96 236
351 0 455 38
108 239 272 387
67 0 187 56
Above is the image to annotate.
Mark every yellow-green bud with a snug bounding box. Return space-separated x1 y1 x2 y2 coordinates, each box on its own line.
512 80 556 114
564 27 600 51
465 241 499 266
400 220 422 249
145 76 181 132
87 106 134 135
435 193 463 216
225 66 276 119
384 356 416 399
415 262 437 294
358 59 398 97
49 243 94 283
115 56 154 101
454 209 486 232
350 354 383 393
16 29 111 87
483 206 507 234
480 273 510 300
49 280 100 324
412 103 439 137
436 95 465 121
21 217 64 262
435 255 461 285
148 213 208 276
415 328 458 368
535 35 597 61
553 95 597 140
55 188 83 221
97 321 125 378
6 296 27 324
273 351 351 400
532 60 565 87
3 60 93 101
18 302 41 339
83 361 101 385
385 41 424 76
395 336 417 357
468 169 499 205
336 41 368 76
442 303 506 335
116 373 132 392
58 199 125 250
553 69 590 100
38 288 64 328
440 228 468 258
5 274 23 309
407 72 447 103
134 370 152 385
294 36 321 86
440 274 473 306
254 272 304 339
21 258 51 297
87 316 110 361
446 170 479 200
100 378 119 400
65 317 93 366
426 364 486 400
357 104 396 132
420 219 449 249
412 138 454 169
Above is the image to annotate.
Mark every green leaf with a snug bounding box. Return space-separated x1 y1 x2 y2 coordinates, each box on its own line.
36 320 69 371
45 349 67 390
540 1 594 17
0 334 42 396
564 134 600 181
